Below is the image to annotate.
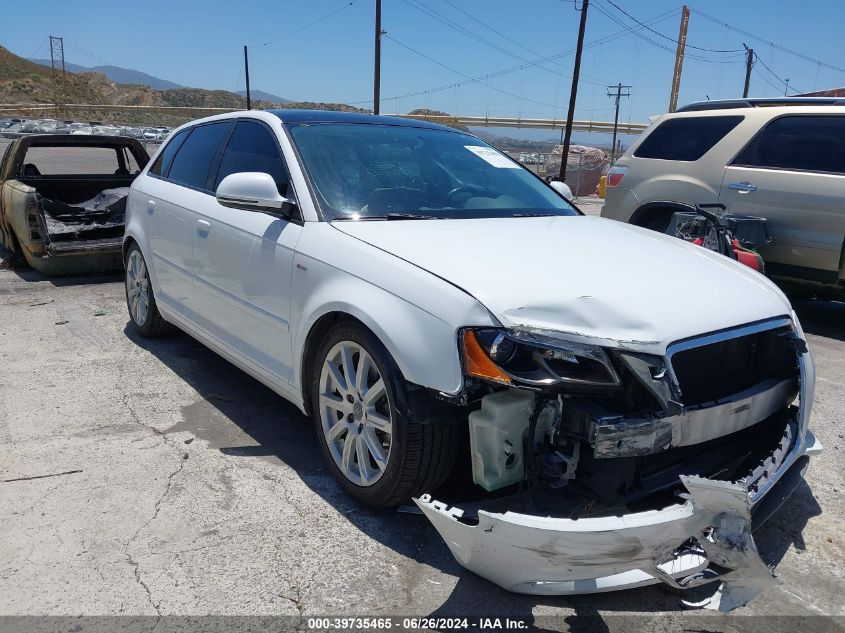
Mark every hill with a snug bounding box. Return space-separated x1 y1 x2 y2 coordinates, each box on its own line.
30 58 182 90
237 89 290 104
1 46 363 125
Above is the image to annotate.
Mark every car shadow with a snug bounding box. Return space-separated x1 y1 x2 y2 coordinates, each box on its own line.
791 297 845 342
122 322 823 623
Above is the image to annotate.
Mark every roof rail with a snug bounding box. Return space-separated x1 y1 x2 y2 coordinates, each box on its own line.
676 97 845 112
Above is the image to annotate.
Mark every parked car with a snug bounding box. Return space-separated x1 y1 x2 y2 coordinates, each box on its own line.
0 134 150 274
123 110 819 607
601 98 845 294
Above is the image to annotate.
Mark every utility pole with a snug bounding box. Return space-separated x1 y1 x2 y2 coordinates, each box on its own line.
742 42 754 99
784 78 790 96
243 45 251 110
49 36 66 118
373 0 382 115
558 0 589 182
668 5 689 113
742 44 753 98
607 83 631 163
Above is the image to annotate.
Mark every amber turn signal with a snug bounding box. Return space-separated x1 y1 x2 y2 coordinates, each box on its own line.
462 330 512 385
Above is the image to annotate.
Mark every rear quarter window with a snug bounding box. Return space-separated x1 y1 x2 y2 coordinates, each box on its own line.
733 115 845 174
634 115 744 161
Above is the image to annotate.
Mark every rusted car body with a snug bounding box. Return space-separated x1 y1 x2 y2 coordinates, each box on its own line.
0 135 149 275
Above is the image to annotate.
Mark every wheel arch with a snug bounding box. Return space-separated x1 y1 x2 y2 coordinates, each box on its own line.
294 289 471 418
629 201 696 229
122 235 138 263
300 311 370 417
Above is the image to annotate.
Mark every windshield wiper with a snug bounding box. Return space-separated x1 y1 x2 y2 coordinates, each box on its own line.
331 213 444 221
384 213 443 220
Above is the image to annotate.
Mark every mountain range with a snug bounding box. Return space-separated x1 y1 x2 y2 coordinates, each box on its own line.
29 58 290 103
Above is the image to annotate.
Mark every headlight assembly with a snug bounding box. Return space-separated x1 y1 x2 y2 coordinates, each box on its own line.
462 328 621 390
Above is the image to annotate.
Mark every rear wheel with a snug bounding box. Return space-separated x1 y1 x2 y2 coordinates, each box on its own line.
125 244 172 337
311 323 458 508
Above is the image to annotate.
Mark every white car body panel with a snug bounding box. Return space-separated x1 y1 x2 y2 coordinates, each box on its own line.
332 214 792 353
124 110 820 609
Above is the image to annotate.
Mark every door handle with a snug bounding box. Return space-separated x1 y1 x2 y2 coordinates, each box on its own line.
727 181 757 193
196 219 211 237
146 199 156 214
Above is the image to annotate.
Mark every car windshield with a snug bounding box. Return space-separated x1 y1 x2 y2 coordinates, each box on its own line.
287 122 578 220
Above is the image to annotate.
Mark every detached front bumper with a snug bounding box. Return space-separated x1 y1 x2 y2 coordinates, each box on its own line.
416 350 821 611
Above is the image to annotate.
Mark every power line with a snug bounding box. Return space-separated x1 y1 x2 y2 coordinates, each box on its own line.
690 7 845 75
401 0 608 84
438 0 546 60
753 67 786 95
383 35 559 109
64 39 113 66
27 38 49 60
590 0 744 64
252 0 360 48
753 51 803 94
351 8 678 105
600 0 743 53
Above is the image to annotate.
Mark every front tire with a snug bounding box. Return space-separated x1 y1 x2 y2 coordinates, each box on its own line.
125 244 172 338
310 323 458 508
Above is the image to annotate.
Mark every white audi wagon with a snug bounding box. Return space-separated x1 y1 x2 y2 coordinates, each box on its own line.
123 110 819 604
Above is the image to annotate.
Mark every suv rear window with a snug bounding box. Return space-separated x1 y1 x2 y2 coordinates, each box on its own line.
634 115 743 161
733 115 845 174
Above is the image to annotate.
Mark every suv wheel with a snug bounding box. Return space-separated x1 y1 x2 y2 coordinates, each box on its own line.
311 323 458 508
125 244 172 337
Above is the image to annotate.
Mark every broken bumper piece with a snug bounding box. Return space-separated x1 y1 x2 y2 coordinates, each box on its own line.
414 432 821 611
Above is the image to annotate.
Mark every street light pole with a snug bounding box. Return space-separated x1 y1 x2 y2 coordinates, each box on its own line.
558 0 589 182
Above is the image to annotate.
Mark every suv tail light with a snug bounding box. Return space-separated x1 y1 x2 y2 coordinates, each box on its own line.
606 165 628 188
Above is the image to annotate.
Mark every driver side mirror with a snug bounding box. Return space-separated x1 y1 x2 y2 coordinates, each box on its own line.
215 172 295 216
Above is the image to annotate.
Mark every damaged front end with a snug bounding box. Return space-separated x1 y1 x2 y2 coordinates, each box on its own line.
416 316 821 610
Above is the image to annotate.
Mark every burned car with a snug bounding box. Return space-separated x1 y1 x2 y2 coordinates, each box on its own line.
0 134 149 274
123 110 820 610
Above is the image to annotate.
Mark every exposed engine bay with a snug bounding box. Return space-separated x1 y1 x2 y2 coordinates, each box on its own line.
416 316 821 610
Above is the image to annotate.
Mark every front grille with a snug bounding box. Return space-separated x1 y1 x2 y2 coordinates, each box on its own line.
670 324 797 406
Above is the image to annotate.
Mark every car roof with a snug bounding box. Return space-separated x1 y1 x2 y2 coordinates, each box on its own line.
266 108 458 132
676 97 845 112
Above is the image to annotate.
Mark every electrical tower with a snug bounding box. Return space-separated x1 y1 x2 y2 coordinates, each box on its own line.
607 83 631 163
49 35 66 117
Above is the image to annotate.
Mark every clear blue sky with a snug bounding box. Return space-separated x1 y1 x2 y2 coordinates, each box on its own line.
10 0 845 134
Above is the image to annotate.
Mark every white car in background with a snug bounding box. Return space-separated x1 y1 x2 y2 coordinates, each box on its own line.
122 109 819 608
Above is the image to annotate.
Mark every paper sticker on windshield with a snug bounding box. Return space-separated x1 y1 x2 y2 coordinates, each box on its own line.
465 145 520 168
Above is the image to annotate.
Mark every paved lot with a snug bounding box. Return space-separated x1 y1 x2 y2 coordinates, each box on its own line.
0 246 843 628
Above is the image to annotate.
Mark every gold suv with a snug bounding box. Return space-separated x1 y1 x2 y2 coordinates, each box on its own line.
601 98 845 292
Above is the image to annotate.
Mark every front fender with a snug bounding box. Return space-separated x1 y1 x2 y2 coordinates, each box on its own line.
292 223 496 397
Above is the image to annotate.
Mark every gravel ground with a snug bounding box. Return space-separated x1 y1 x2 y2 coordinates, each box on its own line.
0 245 843 631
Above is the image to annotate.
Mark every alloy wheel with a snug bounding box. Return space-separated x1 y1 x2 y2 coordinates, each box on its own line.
126 249 150 326
318 341 393 486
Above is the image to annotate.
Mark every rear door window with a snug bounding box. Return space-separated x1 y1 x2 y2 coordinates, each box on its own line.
214 120 289 195
167 123 232 191
634 115 743 161
733 115 845 174
149 129 189 177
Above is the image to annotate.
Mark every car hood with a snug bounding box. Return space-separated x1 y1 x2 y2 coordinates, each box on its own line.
332 215 792 352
